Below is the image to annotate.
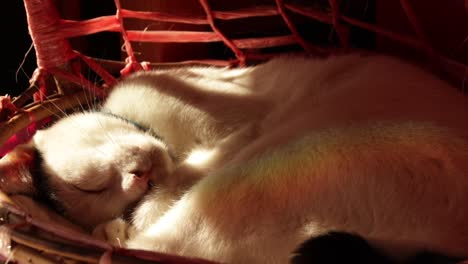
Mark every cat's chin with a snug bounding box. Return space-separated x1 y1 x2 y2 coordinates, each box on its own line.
122 179 157 221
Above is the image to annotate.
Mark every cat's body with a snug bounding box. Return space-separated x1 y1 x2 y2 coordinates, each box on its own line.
2 54 468 263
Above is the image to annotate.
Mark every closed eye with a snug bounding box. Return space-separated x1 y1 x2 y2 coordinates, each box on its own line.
72 184 107 194
70 169 116 194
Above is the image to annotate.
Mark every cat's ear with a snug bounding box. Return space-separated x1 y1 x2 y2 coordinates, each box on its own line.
0 142 37 195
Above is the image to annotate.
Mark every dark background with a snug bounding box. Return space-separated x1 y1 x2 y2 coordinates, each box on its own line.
2 1 467 98
1 2 36 97
0 1 120 97
0 0 374 99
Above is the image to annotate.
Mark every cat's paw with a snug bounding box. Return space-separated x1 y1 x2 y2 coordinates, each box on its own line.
92 218 130 247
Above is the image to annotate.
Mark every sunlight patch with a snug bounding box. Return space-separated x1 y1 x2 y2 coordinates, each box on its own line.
186 148 217 166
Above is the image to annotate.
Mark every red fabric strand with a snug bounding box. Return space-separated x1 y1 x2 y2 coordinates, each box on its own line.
199 0 246 65
23 0 74 69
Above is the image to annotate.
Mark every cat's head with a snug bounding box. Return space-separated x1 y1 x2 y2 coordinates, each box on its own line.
0 112 174 229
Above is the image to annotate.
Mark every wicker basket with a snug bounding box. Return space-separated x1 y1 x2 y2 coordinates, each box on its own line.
0 0 468 263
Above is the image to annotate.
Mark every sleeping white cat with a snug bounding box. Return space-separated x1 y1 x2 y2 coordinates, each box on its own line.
1 54 468 263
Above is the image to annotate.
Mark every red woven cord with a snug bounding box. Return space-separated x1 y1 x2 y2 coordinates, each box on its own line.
0 117 52 157
23 0 75 70
120 9 207 25
24 0 109 99
75 52 117 87
29 68 48 102
286 4 426 51
199 0 246 66
214 6 279 20
285 4 331 24
124 30 295 49
59 16 120 39
328 0 350 48
275 0 325 55
58 6 280 37
0 96 18 122
399 0 438 58
119 6 279 25
127 31 221 43
49 68 106 98
114 0 143 76
67 59 112 95
33 85 47 102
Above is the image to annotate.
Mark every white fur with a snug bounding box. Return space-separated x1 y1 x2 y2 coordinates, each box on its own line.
32 113 175 228
4 54 468 263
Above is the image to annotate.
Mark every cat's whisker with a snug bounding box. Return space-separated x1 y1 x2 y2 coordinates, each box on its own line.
81 79 94 112
94 117 120 148
89 145 109 157
58 87 118 154
91 68 102 111
74 93 87 113
44 93 71 119
15 43 34 83
75 75 120 148
21 87 65 121
22 90 114 157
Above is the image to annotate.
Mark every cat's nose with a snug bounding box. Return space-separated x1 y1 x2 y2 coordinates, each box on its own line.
130 169 145 178
127 145 153 171
130 166 152 180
